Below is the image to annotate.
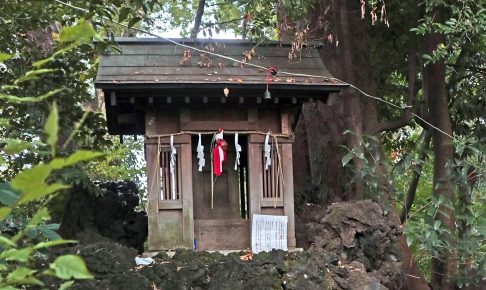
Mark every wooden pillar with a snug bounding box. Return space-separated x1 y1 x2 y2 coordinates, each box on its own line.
282 143 296 248
247 138 261 225
145 110 161 250
180 141 194 248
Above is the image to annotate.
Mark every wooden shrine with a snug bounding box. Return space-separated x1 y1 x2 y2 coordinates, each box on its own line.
95 38 345 251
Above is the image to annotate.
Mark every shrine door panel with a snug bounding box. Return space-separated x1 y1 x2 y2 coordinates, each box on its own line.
192 142 240 220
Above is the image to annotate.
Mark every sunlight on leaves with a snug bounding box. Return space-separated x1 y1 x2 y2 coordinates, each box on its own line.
50 255 94 280
0 52 13 62
44 102 59 157
0 88 65 103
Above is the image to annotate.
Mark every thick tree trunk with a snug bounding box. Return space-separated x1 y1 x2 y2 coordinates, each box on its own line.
331 0 363 200
330 2 431 289
424 32 456 290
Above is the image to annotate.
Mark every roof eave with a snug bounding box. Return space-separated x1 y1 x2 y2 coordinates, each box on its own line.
94 82 348 92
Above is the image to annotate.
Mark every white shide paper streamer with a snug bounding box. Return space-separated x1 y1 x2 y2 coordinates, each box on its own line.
170 135 177 199
264 133 271 170
197 134 205 171
234 133 241 170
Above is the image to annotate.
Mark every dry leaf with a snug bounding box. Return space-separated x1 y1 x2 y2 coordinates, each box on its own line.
236 78 243 83
223 87 229 97
180 48 192 65
286 78 296 83
239 252 253 261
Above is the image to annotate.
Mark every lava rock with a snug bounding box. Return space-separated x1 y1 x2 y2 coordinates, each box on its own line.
59 181 148 253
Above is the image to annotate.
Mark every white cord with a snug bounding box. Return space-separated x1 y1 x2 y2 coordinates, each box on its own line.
52 0 451 140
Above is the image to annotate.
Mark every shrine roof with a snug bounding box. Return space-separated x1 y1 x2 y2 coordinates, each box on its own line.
95 38 347 92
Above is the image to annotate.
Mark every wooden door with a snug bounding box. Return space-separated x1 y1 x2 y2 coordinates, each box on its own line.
192 136 250 250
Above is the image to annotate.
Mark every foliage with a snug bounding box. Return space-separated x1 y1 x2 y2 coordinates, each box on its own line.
0 102 100 288
85 136 147 206
341 132 389 202
146 0 278 39
0 7 130 287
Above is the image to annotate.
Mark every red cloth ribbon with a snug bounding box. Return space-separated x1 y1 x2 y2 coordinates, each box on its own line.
213 129 226 176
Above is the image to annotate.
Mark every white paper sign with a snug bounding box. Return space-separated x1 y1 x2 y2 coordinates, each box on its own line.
251 214 288 253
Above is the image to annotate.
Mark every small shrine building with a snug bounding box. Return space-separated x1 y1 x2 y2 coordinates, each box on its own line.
95 38 345 251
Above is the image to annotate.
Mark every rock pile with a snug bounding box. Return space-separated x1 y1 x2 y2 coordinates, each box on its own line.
66 200 403 290
58 181 148 253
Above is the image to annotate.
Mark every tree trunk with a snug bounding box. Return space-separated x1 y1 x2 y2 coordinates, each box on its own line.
190 0 206 39
424 31 456 290
331 0 363 200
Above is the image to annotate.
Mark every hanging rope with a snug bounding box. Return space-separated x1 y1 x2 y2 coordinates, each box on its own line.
146 130 293 139
148 137 161 201
274 135 285 208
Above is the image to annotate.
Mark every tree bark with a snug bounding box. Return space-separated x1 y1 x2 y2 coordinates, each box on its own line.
331 0 363 200
190 0 206 39
424 31 456 290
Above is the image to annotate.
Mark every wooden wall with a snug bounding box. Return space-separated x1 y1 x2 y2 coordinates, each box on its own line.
145 106 296 250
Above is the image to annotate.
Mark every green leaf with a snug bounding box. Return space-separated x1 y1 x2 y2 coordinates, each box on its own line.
6 267 44 286
36 223 62 240
50 150 104 169
118 7 131 22
0 53 13 61
14 69 59 84
44 102 58 157
128 16 142 28
0 88 64 103
34 239 77 250
341 152 354 167
0 262 8 271
60 280 75 290
434 220 441 231
0 286 19 290
406 234 414 247
25 207 50 231
0 235 16 247
18 183 69 205
60 20 100 44
0 248 32 262
0 183 20 206
3 139 32 155
0 207 11 220
12 164 51 203
32 55 55 68
0 118 10 127
50 255 94 280
12 163 70 205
